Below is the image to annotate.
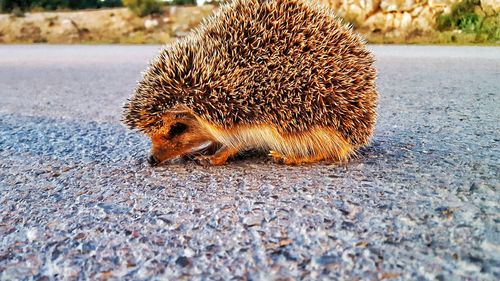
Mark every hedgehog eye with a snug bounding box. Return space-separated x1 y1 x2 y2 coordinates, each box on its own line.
167 122 188 139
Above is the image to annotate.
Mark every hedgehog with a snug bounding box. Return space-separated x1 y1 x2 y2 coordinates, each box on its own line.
122 0 378 166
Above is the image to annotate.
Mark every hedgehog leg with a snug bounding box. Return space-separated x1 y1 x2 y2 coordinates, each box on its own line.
269 151 324 165
195 145 239 166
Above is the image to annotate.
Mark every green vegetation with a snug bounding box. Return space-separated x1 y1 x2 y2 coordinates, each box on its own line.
436 0 500 41
120 1 198 17
170 0 196 4
121 0 161 16
0 0 29 12
0 0 122 12
0 0 200 14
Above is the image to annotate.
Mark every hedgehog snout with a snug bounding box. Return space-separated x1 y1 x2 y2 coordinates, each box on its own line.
147 155 160 166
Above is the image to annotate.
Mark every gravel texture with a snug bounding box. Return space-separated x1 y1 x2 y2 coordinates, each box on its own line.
0 45 499 280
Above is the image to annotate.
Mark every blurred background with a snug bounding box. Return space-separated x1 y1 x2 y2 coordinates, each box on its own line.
0 0 498 44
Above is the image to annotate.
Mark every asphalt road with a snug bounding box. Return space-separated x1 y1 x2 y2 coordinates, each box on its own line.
1 45 499 280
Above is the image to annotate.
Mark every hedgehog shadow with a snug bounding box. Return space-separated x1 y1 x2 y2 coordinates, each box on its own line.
351 135 413 166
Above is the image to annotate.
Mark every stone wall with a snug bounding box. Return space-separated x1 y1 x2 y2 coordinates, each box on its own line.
317 0 500 36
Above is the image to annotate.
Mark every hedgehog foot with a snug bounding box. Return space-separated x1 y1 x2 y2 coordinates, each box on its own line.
269 151 288 164
269 151 307 165
195 145 239 166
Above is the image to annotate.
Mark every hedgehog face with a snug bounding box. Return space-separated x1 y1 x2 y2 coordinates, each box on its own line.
146 111 214 166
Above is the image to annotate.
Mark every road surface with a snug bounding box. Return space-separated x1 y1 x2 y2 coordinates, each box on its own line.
1 45 499 280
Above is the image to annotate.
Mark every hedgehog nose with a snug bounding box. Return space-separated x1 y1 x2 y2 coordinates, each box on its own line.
147 155 159 166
